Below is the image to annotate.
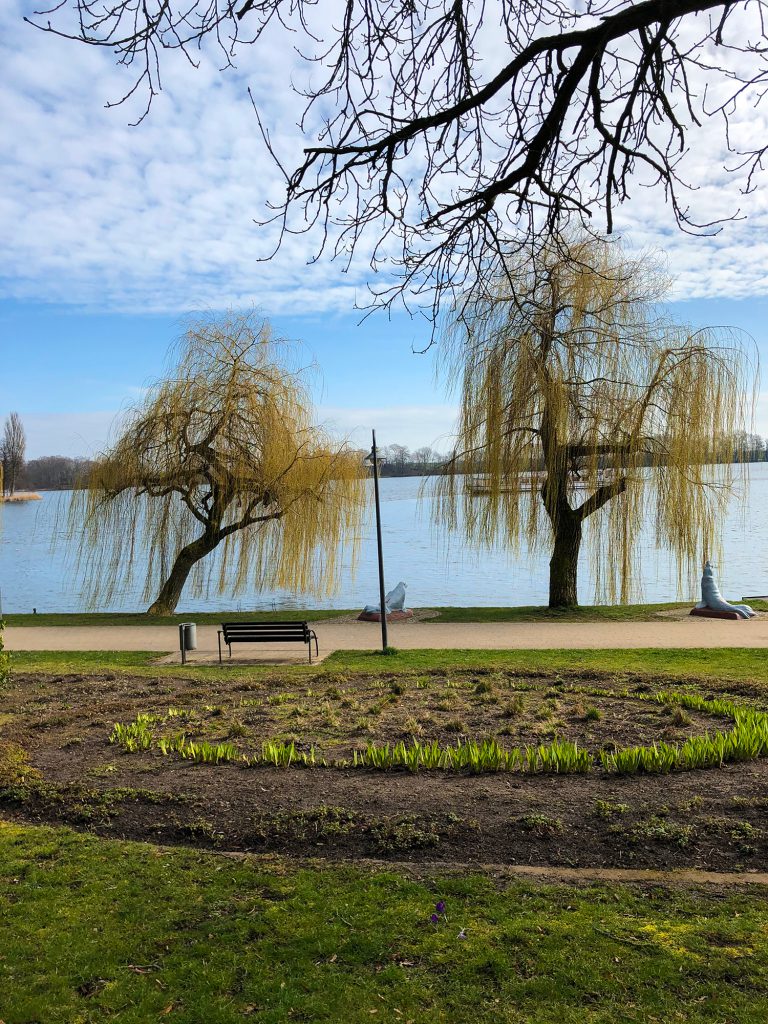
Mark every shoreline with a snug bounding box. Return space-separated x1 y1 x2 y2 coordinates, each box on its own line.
2 599 766 628
0 491 42 503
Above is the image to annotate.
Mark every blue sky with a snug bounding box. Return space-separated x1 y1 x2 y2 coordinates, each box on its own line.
0 299 458 456
3 2 768 458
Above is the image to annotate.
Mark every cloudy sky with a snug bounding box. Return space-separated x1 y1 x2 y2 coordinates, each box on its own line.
2 1 768 457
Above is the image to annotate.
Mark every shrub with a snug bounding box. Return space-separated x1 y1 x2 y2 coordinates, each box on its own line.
445 719 467 734
670 706 692 727
625 816 695 848
502 695 526 717
0 741 40 788
519 813 564 837
595 800 629 819
373 817 440 851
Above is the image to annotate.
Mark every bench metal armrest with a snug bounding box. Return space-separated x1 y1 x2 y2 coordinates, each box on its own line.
308 629 319 659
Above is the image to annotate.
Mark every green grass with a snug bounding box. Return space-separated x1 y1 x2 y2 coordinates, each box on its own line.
323 647 768 682
429 600 768 622
7 646 768 684
3 609 354 627
6 599 767 627
3 822 768 1023
7 650 162 673
6 649 316 679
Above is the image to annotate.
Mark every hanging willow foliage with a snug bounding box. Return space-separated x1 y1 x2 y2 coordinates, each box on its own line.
435 237 756 607
68 313 368 613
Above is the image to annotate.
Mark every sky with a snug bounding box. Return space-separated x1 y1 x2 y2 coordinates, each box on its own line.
2 2 768 459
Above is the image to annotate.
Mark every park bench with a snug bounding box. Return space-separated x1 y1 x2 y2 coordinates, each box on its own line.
217 621 319 664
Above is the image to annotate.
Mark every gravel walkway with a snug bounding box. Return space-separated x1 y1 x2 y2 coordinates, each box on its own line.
6 615 768 663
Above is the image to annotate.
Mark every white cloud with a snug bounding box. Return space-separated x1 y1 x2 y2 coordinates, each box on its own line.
319 405 459 453
754 392 768 438
18 404 459 460
0 1 382 313
20 411 120 458
3 2 768 316
20 387 768 461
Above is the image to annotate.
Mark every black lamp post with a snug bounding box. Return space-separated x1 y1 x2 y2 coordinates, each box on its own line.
366 430 388 652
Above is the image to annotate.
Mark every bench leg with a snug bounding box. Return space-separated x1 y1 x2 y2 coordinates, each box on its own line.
218 632 222 664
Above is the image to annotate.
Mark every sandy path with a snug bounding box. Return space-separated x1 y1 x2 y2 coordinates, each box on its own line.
215 852 768 888
6 616 768 662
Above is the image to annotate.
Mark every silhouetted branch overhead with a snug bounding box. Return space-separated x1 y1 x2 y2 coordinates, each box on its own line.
30 1 768 318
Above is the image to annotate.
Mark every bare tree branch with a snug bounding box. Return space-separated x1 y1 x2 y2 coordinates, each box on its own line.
29 1 767 322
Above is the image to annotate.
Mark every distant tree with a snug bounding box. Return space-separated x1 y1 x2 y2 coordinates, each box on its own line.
69 313 367 614
34 1 768 320
413 447 436 468
436 237 753 608
2 413 26 496
733 432 765 463
386 445 411 473
23 456 94 491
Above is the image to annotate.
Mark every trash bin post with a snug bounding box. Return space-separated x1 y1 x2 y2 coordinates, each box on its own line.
178 623 197 665
183 623 197 651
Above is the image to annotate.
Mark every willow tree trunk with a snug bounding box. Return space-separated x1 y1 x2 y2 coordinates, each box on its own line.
146 530 221 614
547 510 583 608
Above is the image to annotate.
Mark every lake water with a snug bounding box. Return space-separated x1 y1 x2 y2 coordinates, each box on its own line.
0 468 765 613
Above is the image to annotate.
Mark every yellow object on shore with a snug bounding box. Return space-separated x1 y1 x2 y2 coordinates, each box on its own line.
0 492 42 503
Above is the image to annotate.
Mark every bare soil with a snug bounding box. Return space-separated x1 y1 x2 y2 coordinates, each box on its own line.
4 667 768 872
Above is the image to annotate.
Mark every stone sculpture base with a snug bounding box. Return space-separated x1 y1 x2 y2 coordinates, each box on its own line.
690 607 741 621
357 609 414 623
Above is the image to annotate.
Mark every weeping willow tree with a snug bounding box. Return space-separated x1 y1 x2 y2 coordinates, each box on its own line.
69 313 367 614
435 238 754 608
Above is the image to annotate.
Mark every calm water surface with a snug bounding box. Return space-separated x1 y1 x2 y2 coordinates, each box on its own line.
0 469 764 613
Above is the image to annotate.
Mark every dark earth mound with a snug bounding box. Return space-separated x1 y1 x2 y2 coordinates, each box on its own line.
3 668 768 872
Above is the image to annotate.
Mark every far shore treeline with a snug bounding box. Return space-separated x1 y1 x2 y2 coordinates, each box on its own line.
10 431 768 492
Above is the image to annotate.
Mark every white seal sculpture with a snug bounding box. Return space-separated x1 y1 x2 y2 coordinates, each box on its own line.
359 581 412 621
695 561 755 619
385 581 407 611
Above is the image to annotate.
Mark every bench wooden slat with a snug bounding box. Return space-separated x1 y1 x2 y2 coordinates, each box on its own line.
222 623 308 633
223 632 308 640
223 621 307 626
223 625 307 632
218 620 318 663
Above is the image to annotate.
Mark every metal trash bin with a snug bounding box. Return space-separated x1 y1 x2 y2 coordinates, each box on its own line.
181 622 197 651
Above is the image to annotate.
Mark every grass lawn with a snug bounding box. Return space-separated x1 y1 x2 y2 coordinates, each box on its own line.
3 821 768 1024
8 646 768 683
325 647 768 681
5 599 767 627
5 647 768 1021
2 609 356 627
428 600 768 622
